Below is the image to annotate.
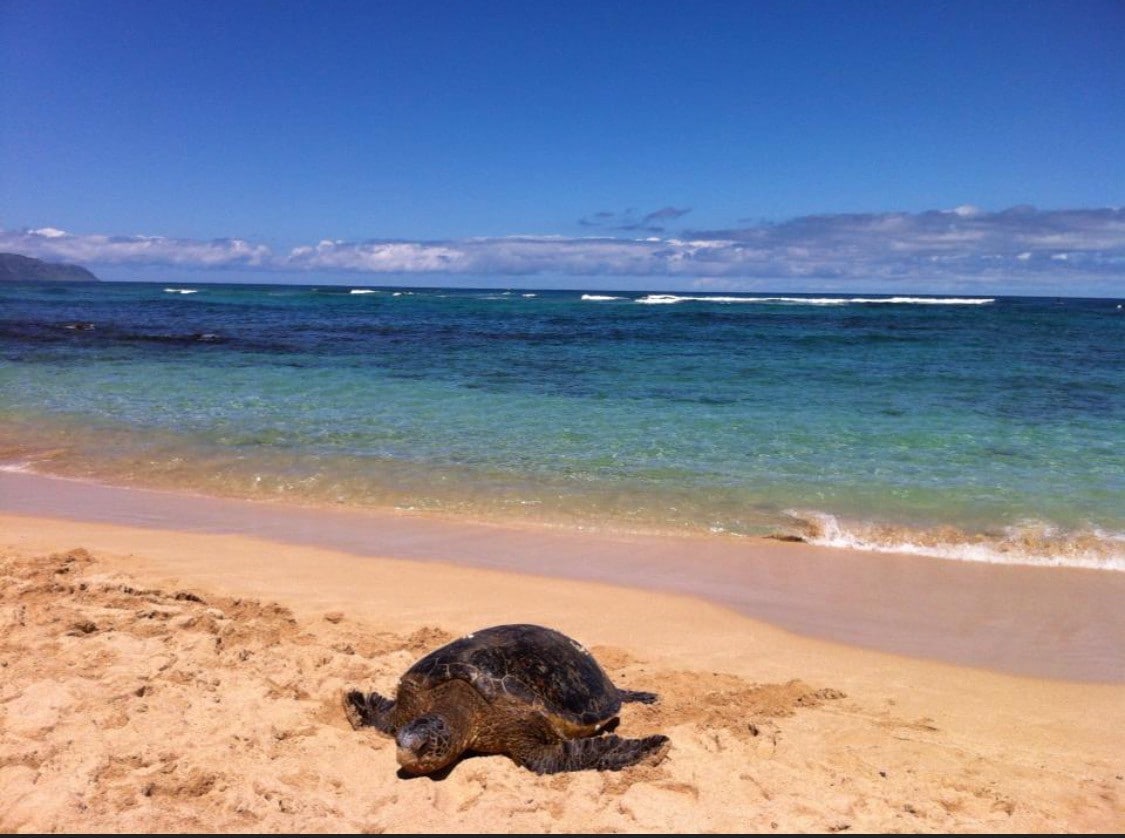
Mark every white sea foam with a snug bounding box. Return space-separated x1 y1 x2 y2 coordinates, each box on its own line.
580 294 625 301
783 510 1125 572
163 288 198 294
634 294 994 306
349 289 377 295
852 296 994 305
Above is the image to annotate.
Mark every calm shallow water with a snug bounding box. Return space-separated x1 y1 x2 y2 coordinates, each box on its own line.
2 281 1123 569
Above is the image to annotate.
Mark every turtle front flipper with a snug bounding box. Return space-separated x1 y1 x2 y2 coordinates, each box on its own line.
343 690 397 734
518 733 670 774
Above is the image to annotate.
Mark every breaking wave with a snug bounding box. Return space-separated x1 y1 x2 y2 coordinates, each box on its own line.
635 294 994 306
782 510 1125 572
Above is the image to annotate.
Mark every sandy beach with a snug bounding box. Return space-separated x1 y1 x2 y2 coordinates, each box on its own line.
1 481 1123 833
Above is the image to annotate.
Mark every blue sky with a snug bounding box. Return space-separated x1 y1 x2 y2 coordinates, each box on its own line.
2 0 1123 295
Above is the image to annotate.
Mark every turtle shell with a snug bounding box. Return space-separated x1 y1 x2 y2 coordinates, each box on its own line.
402 623 622 728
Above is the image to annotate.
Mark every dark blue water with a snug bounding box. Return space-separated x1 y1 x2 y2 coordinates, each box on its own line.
2 281 1122 569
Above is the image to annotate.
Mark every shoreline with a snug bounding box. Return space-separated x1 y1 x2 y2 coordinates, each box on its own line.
2 470 1123 684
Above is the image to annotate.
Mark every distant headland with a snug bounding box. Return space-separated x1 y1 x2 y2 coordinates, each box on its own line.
0 252 100 282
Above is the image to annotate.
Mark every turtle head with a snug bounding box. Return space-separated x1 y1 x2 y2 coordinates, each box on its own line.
395 714 458 775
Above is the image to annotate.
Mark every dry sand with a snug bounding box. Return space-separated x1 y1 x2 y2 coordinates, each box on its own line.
1 510 1123 833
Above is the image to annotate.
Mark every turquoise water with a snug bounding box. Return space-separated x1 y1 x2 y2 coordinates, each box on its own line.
1 281 1123 569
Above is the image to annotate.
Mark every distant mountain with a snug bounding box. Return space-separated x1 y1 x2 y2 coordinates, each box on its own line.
0 252 100 282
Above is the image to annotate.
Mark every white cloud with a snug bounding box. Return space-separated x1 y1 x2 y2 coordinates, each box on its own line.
951 204 984 218
0 228 271 268
288 240 467 272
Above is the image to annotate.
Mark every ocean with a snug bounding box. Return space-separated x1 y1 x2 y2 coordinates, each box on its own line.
1 280 1122 571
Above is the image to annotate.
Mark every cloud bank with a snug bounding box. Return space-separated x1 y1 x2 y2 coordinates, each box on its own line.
3 206 1124 294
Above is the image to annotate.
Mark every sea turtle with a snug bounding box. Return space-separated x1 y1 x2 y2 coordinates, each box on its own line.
343 623 670 776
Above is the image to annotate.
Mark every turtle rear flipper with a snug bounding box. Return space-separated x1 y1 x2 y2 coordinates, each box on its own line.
617 688 659 704
343 689 397 733
519 733 670 774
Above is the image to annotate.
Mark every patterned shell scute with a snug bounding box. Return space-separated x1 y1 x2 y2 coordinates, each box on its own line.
405 624 621 726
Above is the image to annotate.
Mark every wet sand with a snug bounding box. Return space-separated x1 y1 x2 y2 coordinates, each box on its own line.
2 471 1123 682
1 473 1124 832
